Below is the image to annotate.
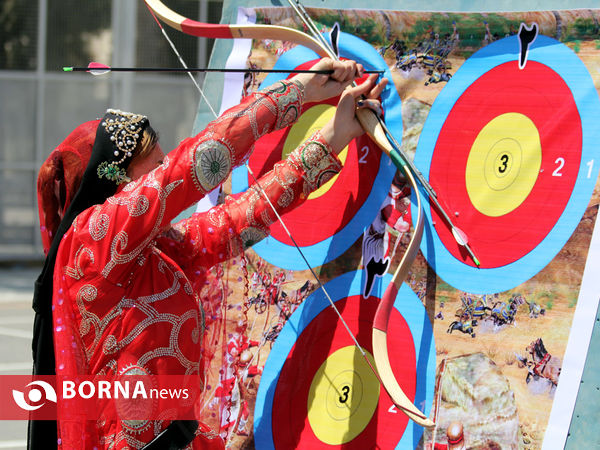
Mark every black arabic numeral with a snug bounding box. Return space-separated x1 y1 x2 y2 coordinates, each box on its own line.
338 385 350 403
498 154 509 174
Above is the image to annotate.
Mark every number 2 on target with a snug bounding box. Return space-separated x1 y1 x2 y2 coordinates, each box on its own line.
359 145 369 164
552 157 565 177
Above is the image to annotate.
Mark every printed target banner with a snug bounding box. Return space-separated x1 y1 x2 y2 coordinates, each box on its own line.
197 3 600 449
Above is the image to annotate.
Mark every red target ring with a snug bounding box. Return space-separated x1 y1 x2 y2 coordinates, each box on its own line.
429 61 581 268
254 272 436 448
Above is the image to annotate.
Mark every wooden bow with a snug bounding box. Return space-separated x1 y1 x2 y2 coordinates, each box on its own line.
144 0 433 428
145 0 328 56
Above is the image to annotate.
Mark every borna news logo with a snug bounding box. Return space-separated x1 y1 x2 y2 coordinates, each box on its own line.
12 380 57 411
2 375 200 420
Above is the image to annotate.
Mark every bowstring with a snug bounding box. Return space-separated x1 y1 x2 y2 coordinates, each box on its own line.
282 0 391 384
145 4 218 118
145 3 372 378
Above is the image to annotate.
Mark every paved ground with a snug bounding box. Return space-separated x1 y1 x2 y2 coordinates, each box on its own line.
0 263 41 449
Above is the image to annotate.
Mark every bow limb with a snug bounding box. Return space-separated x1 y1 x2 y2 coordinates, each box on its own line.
144 0 330 57
372 164 433 427
308 38 431 422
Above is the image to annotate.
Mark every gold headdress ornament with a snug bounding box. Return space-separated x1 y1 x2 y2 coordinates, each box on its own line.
96 109 149 184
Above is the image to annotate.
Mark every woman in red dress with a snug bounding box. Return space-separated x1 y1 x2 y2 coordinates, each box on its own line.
31 58 386 449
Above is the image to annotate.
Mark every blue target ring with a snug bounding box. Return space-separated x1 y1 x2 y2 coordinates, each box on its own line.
254 271 436 449
413 34 600 294
232 32 401 270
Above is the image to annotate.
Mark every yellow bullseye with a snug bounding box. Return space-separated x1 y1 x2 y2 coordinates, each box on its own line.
307 346 380 445
282 104 348 199
465 113 541 217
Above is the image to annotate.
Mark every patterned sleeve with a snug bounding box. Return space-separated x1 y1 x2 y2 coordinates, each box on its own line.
68 80 305 285
156 130 342 277
190 80 305 191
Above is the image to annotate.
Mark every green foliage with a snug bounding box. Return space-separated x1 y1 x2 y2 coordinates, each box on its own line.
563 18 600 41
456 13 488 48
316 12 342 29
536 290 557 311
312 12 386 46
436 279 454 292
438 295 451 305
574 18 598 36
399 12 521 59
536 290 557 301
405 13 458 45
355 18 382 45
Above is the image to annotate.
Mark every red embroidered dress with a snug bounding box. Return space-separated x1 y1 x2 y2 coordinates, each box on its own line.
50 81 341 449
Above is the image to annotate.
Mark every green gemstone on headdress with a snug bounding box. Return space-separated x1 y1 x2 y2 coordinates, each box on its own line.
97 161 129 184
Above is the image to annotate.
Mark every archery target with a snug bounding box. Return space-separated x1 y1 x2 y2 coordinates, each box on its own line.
413 34 600 294
232 32 401 270
254 271 436 449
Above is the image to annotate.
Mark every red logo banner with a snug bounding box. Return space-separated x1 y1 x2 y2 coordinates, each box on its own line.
0 375 203 420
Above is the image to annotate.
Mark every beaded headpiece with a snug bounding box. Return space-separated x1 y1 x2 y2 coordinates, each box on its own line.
33 108 152 410
97 109 149 184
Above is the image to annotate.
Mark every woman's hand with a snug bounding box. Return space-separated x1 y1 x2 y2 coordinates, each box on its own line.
292 58 364 104
320 74 388 154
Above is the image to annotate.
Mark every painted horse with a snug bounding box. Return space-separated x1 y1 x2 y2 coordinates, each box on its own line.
525 338 561 386
490 301 517 325
447 318 477 337
526 299 545 318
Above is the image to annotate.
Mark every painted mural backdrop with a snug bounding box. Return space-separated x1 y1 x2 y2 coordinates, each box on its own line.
197 6 600 450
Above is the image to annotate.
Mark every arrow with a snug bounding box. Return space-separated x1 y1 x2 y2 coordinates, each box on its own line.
63 62 384 76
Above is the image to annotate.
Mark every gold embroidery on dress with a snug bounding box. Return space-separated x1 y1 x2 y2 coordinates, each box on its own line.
260 209 274 227
240 226 268 249
108 193 150 217
64 245 95 280
102 176 184 278
289 130 341 194
192 139 232 192
89 206 110 241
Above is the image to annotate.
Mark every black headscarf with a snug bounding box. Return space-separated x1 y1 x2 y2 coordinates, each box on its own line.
29 109 149 449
